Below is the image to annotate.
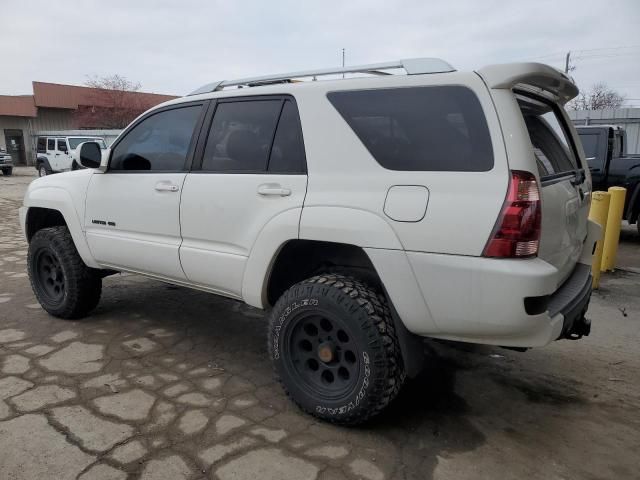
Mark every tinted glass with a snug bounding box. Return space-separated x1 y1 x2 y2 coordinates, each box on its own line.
268 101 306 173
202 100 281 172
110 106 201 171
518 96 578 177
327 86 493 171
37 138 46 153
57 139 67 152
47 139 55 151
579 134 599 162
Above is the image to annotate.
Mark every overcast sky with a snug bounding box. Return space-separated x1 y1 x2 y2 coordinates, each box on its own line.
2 0 640 105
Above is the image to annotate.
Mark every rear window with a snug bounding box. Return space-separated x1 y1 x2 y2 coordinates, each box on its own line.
518 95 579 177
327 86 493 172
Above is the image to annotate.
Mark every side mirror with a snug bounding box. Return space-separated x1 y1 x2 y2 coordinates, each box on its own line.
78 142 102 169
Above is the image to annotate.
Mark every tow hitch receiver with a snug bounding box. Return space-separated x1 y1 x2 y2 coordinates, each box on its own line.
566 314 591 340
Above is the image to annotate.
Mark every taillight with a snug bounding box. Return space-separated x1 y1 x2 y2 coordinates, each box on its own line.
483 170 541 258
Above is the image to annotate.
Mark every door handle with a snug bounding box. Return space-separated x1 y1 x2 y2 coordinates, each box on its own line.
155 182 179 192
257 184 291 197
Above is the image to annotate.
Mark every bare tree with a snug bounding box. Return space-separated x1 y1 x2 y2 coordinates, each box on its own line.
74 74 149 129
569 83 626 111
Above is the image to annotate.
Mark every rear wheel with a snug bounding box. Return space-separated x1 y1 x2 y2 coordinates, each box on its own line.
38 164 49 177
28 226 102 319
1 167 11 176
268 274 405 425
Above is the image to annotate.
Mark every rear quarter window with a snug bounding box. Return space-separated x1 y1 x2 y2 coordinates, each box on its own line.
327 86 494 172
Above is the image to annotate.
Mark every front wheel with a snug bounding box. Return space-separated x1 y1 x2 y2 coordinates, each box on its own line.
1 168 12 176
38 164 49 177
27 226 102 319
268 274 405 425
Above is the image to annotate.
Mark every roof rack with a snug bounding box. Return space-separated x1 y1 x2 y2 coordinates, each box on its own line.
188 57 455 96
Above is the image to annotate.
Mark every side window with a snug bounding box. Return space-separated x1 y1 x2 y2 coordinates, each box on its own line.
57 139 68 153
327 86 494 171
110 105 202 171
578 134 599 162
47 139 55 151
268 100 306 173
201 100 282 172
37 138 46 153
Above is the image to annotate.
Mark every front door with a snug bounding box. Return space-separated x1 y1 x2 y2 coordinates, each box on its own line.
85 103 206 280
45 138 61 171
56 138 72 171
180 97 307 297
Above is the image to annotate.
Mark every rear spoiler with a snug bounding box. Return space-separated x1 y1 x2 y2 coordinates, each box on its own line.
476 63 579 105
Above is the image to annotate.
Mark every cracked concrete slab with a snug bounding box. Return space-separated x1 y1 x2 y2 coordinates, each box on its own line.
140 455 192 480
2 354 30 374
305 445 350 460
50 330 79 343
51 405 134 452
78 463 127 480
0 414 94 479
178 409 209 435
0 328 26 343
216 414 248 435
349 458 384 480
93 389 155 421
40 342 104 374
0 376 33 399
198 436 258 467
10 385 76 412
109 440 148 464
216 447 319 480
250 426 287 443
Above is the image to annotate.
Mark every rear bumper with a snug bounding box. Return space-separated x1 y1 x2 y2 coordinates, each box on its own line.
548 263 592 339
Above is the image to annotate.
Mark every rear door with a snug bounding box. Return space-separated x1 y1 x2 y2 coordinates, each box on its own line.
517 94 589 283
179 96 307 298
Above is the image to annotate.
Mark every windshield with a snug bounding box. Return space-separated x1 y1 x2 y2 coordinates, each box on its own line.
68 138 107 150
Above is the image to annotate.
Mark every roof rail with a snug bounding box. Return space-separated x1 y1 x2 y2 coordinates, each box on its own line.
188 57 455 96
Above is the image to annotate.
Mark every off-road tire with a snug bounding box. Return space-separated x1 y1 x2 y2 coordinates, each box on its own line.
1 167 12 176
38 163 50 177
268 274 405 425
28 226 102 319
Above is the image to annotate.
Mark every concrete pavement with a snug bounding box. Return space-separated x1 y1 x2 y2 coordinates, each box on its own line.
1 167 639 479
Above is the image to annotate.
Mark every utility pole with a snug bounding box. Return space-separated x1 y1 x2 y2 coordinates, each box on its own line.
342 48 345 78
564 51 571 74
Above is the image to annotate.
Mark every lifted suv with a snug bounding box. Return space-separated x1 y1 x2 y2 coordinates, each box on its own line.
20 58 599 425
35 135 107 177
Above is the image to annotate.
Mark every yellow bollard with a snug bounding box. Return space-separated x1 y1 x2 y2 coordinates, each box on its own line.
588 191 610 289
601 186 627 272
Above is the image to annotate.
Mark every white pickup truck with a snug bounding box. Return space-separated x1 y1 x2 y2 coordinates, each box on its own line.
35 136 107 177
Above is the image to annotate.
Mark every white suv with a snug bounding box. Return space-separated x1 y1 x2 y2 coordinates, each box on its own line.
20 58 599 425
35 135 107 177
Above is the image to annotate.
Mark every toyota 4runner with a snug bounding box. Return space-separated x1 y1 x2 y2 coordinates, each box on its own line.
20 58 600 425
